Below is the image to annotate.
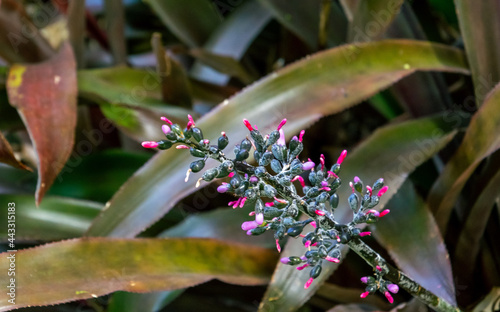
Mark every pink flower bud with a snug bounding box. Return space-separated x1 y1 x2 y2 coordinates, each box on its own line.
275 239 281 253
365 209 380 217
360 291 370 298
246 230 252 236
299 130 305 142
160 116 173 125
304 277 314 289
277 118 287 131
302 161 315 171
217 183 230 193
310 221 316 228
377 186 389 197
360 276 368 283
255 213 264 225
384 291 394 303
249 211 256 216
320 154 325 170
379 209 390 217
366 185 373 196
315 210 325 216
141 141 159 148
337 150 347 165
387 284 399 294
243 119 254 131
176 145 189 149
376 265 382 272
359 232 371 237
161 125 171 135
297 263 309 271
265 202 274 207
304 240 311 248
241 221 258 231
354 176 360 183
280 257 290 264
277 129 286 146
325 256 340 263
239 197 247 208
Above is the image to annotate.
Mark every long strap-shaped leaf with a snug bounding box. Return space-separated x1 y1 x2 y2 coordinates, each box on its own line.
428 81 500 232
86 40 469 238
0 238 276 311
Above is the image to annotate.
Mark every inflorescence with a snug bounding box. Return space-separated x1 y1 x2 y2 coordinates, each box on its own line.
142 115 398 303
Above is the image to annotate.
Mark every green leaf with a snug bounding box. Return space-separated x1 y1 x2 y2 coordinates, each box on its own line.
190 0 273 85
0 195 102 241
372 180 456 306
6 43 77 205
453 166 500 281
348 0 404 41
108 290 184 312
0 238 277 310
259 113 460 311
454 0 500 105
86 40 469 238
258 0 347 48
428 81 500 232
48 150 149 203
144 0 221 47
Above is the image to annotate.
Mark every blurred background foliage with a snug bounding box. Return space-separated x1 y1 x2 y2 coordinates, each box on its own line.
0 0 499 311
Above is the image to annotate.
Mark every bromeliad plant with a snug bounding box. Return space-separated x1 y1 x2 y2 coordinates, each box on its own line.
142 115 461 312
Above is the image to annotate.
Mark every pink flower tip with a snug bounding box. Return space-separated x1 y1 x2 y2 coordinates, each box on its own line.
217 183 230 193
320 187 331 192
297 263 309 271
354 176 360 183
360 291 370 298
239 197 247 208
228 172 235 178
310 221 317 228
337 150 347 165
277 118 287 131
359 232 371 237
241 221 258 231
360 277 368 284
365 209 380 217
255 213 264 225
387 284 399 294
176 145 189 149
246 230 253 236
384 291 394 304
302 161 315 171
265 202 274 207
366 185 373 196
280 257 290 264
304 277 314 289
325 256 340 263
377 186 389 197
243 119 254 131
299 130 305 142
141 141 158 148
376 265 382 272
379 209 390 217
277 129 286 146
292 175 306 188
276 239 281 253
161 125 171 135
160 116 173 125
315 209 325 216
304 240 312 248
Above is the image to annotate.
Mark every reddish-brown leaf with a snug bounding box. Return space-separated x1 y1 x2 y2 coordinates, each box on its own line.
6 43 77 205
0 131 31 171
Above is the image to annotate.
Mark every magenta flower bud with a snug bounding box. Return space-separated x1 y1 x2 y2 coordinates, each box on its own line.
241 221 258 231
327 171 338 178
366 185 373 196
217 183 230 193
321 181 328 188
187 114 195 124
299 130 305 142
277 118 287 131
384 291 394 303
359 232 371 237
296 263 309 271
354 176 360 183
315 210 325 216
160 116 173 125
176 145 189 149
302 161 315 171
277 129 286 146
378 186 389 197
387 284 399 294
360 291 370 298
325 256 340 263
239 197 247 208
141 141 159 148
249 211 255 216
376 265 382 272
291 175 305 187
379 209 390 217
246 230 252 236
275 239 281 253
249 176 258 183
320 187 331 192
300 256 307 261
304 240 311 248
161 125 171 135
310 221 316 228
228 172 235 178
265 202 274 207
243 119 254 131
337 150 347 165
360 276 368 284
255 213 264 225
280 257 290 264
304 277 314 289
